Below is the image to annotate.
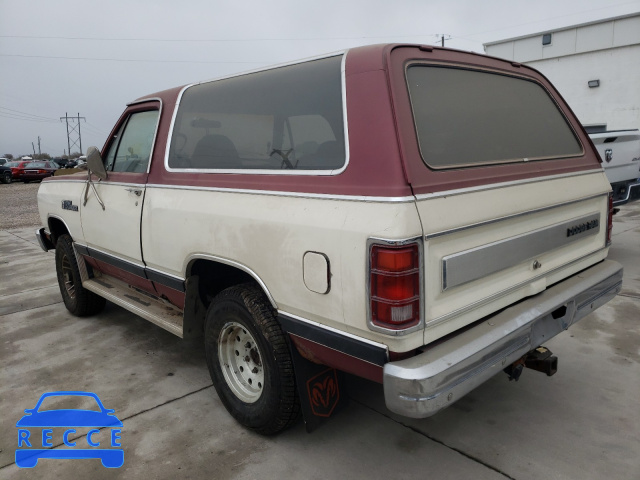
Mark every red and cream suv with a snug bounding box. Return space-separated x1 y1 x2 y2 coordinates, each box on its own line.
36 44 623 434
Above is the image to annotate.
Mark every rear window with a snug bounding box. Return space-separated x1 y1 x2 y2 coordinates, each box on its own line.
168 55 345 172
406 65 582 169
26 162 47 168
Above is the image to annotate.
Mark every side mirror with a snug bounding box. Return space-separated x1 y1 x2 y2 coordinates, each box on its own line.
86 146 107 180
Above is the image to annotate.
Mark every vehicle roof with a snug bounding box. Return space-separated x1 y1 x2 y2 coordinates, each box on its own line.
130 43 527 106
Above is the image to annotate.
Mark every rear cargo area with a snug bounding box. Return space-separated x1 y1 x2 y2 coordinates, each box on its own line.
415 171 611 344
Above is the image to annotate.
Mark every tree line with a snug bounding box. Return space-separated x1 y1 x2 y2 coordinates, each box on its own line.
2 152 84 161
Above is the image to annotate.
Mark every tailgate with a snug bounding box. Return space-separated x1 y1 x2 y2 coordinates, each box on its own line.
589 130 640 184
416 171 611 344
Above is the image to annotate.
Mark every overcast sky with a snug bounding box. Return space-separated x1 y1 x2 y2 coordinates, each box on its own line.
1 0 639 158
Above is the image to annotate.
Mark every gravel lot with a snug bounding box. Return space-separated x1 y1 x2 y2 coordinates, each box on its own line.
0 181 42 230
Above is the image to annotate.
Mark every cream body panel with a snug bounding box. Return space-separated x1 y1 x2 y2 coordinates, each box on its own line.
415 171 612 345
141 187 424 352
80 183 145 264
37 179 87 242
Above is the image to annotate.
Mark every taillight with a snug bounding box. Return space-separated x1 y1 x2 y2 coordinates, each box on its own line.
370 243 421 331
606 192 613 246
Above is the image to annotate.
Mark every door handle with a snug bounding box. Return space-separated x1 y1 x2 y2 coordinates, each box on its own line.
125 188 142 196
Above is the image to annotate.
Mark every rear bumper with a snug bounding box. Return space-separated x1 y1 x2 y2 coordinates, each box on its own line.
626 180 640 204
612 179 640 206
383 259 623 418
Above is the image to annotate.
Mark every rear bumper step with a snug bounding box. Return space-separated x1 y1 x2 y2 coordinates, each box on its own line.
383 259 623 418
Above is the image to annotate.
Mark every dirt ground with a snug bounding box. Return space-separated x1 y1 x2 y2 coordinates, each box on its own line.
0 181 41 229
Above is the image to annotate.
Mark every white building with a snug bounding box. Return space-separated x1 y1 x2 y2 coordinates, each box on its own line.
484 13 640 131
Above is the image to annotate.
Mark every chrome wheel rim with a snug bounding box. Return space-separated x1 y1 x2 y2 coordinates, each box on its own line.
218 321 264 403
61 254 76 299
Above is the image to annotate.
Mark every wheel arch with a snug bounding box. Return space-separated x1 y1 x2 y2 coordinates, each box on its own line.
185 255 277 308
182 255 277 341
47 215 72 245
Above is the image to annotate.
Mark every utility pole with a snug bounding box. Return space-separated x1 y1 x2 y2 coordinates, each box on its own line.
38 136 41 155
437 34 451 47
60 112 86 155
32 142 36 156
77 113 83 155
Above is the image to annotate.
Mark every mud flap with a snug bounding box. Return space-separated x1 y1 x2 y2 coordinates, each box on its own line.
289 343 349 433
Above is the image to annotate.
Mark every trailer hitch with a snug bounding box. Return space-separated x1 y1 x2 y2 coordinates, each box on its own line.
504 346 558 381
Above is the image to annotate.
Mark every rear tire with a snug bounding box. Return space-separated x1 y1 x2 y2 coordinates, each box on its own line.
204 284 300 435
55 234 106 316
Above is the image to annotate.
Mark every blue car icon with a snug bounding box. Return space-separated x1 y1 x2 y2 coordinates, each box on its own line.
16 391 123 468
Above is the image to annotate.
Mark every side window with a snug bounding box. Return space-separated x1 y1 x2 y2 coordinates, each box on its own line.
106 110 159 173
104 122 125 171
168 55 345 172
287 115 339 168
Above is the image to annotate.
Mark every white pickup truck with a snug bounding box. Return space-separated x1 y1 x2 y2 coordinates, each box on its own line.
588 128 640 206
36 44 623 434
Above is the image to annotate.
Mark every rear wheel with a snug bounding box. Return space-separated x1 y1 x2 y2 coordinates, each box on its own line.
55 234 106 316
204 284 300 435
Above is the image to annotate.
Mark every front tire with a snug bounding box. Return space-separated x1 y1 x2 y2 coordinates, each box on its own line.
204 284 300 435
1 172 10 184
55 234 106 316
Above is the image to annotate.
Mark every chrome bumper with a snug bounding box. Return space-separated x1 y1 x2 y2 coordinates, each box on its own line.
613 179 640 206
383 260 623 418
35 227 54 252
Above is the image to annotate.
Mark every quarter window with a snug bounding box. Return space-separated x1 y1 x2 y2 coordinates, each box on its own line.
168 55 346 172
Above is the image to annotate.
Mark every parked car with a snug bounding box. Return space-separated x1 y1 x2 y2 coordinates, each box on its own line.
20 161 58 182
587 127 640 206
0 164 12 184
36 44 622 435
52 158 69 168
0 157 8 166
5 160 31 181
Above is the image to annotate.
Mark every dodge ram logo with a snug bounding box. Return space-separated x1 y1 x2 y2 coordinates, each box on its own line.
307 368 340 418
604 149 613 163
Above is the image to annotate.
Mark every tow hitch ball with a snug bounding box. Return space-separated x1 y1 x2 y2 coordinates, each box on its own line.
504 347 558 381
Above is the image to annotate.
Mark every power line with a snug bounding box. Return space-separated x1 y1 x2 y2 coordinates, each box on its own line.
82 124 106 135
84 121 110 135
0 113 59 123
0 1 637 45
0 54 270 64
0 106 59 122
0 32 446 43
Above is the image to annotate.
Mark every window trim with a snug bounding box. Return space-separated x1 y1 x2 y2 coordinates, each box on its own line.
404 61 584 170
163 52 350 176
104 98 162 175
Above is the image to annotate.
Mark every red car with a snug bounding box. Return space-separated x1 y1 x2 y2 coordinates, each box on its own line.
5 161 30 181
18 161 58 182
